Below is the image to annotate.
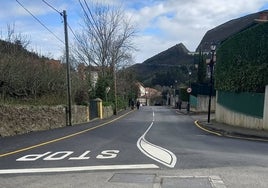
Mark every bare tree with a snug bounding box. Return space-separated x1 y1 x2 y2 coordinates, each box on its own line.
74 0 136 76
5 23 30 49
72 0 137 113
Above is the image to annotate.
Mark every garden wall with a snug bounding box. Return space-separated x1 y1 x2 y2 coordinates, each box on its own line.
0 105 114 137
216 86 267 130
190 95 216 112
0 105 66 137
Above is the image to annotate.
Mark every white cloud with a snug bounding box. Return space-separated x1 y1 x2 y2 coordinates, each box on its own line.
0 0 54 18
128 0 268 63
133 34 178 64
0 0 267 64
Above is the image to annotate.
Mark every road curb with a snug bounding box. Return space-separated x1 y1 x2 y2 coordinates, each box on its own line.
194 121 222 137
195 120 268 142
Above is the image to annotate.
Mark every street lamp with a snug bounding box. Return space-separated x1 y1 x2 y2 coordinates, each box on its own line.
207 43 216 123
187 71 192 113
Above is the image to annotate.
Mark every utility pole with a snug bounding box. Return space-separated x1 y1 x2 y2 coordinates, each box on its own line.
63 10 72 126
113 64 118 115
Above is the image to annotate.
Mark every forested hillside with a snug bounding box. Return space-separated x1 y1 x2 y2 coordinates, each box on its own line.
129 43 196 86
0 38 137 107
0 39 70 105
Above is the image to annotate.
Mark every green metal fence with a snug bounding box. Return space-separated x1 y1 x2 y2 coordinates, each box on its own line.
217 91 264 118
190 95 197 108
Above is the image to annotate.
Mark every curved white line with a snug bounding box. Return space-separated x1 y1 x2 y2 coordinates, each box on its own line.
137 110 177 168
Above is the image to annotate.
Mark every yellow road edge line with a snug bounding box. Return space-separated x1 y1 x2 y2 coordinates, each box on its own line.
194 120 222 137
0 110 133 158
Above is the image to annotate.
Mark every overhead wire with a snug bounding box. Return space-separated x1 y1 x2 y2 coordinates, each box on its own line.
42 0 62 15
68 24 80 43
16 0 86 52
15 0 64 44
42 0 80 43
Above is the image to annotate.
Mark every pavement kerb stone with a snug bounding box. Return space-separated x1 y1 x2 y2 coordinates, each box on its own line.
175 108 268 142
196 120 268 142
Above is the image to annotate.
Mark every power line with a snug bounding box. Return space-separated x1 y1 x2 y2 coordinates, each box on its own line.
68 24 80 42
41 0 79 43
15 0 64 44
41 0 64 26
42 0 62 15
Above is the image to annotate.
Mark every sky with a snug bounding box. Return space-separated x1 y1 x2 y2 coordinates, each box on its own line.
0 0 268 64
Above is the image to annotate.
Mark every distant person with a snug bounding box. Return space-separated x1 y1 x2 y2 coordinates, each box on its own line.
131 99 135 110
136 100 140 109
178 100 182 110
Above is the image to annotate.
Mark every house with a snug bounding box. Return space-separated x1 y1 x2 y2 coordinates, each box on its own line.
196 10 268 53
77 64 99 88
136 82 162 106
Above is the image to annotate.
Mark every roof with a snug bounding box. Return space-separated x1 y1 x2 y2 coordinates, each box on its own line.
196 10 268 52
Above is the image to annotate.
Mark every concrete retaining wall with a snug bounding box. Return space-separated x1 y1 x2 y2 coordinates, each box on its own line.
196 95 216 112
191 95 216 112
215 103 264 130
216 85 268 130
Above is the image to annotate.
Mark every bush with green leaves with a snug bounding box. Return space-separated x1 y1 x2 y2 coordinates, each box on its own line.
215 23 268 93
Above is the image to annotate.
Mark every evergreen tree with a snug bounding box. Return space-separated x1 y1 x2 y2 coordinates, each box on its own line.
197 50 207 84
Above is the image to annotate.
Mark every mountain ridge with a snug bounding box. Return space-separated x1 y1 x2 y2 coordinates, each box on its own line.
128 10 268 86
142 43 190 65
129 43 194 85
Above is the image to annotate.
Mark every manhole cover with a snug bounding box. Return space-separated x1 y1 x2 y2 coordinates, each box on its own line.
109 173 156 184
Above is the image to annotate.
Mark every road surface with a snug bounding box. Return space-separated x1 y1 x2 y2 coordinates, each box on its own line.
1 106 268 187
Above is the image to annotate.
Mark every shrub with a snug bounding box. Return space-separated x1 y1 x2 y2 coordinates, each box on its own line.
215 23 268 93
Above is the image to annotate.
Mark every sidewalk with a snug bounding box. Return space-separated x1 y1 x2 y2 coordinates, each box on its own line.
197 119 268 141
177 109 268 141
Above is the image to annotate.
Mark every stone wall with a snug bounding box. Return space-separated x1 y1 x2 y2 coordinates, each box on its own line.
0 105 90 137
0 105 66 137
0 104 114 137
103 106 114 119
72 105 89 123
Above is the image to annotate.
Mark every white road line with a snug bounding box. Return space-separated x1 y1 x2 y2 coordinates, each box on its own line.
137 111 177 168
0 164 159 174
210 175 227 188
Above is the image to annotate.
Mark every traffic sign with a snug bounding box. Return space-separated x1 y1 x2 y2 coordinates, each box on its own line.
187 88 192 93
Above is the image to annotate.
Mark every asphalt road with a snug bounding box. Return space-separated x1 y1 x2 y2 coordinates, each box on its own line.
1 106 268 188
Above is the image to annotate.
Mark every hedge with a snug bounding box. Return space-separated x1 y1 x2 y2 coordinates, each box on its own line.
215 22 268 93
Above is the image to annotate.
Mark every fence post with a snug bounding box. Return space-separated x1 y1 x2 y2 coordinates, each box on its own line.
86 106 90 122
